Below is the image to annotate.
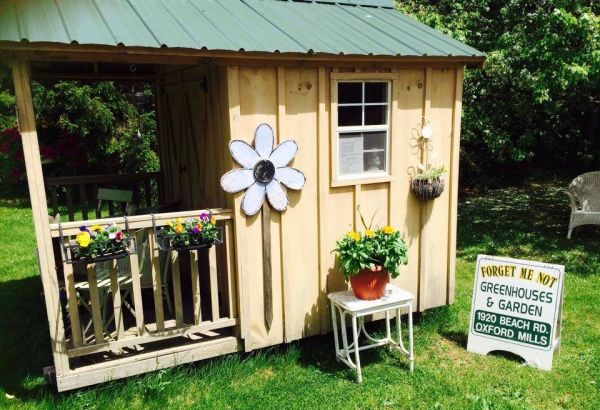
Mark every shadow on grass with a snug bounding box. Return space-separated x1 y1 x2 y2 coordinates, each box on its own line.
457 181 600 277
0 275 55 399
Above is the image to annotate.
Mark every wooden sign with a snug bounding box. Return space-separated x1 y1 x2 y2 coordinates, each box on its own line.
467 255 565 370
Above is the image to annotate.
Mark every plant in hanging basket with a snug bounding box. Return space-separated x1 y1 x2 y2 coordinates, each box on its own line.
71 223 131 263
333 212 408 300
159 212 222 251
410 164 446 201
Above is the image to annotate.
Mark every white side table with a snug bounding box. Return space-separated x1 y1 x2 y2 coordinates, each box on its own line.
328 284 414 383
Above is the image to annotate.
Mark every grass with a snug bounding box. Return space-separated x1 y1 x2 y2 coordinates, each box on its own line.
1 180 599 409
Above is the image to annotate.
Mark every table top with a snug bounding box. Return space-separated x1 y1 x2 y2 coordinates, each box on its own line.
328 284 413 312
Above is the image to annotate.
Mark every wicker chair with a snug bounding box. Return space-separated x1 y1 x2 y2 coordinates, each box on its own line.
567 171 600 239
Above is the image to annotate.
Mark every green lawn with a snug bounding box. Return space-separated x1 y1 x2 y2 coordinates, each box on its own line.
1 181 599 409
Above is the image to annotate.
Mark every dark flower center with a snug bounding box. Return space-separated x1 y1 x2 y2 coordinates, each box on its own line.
253 159 275 183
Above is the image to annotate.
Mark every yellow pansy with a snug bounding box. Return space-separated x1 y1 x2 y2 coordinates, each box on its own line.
382 226 395 235
210 216 216 225
90 224 102 232
348 231 361 241
175 224 184 234
76 231 91 248
365 229 375 237
176 217 183 224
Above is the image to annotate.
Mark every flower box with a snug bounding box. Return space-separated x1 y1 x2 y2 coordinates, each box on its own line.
60 221 135 265
154 212 223 252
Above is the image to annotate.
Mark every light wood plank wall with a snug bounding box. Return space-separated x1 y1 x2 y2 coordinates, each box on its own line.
159 63 464 351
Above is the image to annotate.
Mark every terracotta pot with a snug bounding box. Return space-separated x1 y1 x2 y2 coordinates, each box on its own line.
350 266 390 300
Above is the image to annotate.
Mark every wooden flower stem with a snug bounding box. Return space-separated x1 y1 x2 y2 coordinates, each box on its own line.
262 201 273 331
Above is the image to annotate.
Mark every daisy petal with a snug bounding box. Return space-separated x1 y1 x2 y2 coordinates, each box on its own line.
254 123 274 158
230 140 260 168
220 169 255 193
269 140 298 167
241 182 266 216
275 167 306 190
266 180 288 212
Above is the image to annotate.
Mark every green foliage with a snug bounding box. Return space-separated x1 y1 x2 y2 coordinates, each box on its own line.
32 80 159 174
396 1 600 183
413 165 446 181
0 65 16 131
0 66 159 185
334 227 408 279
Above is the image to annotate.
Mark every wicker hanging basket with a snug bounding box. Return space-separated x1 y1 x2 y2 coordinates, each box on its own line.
411 177 445 201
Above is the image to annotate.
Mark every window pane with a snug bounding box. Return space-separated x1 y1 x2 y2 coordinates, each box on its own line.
338 82 362 104
363 131 386 151
364 151 385 172
364 105 387 125
338 105 362 126
365 82 388 103
339 133 364 175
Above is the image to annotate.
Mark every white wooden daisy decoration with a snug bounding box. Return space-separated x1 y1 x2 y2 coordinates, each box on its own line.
221 123 306 216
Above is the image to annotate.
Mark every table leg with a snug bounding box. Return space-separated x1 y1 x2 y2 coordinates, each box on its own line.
351 314 362 383
341 311 351 365
385 310 391 351
330 302 340 361
408 302 414 372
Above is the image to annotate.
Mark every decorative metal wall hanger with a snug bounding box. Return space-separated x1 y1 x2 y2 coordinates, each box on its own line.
408 119 434 177
221 123 306 330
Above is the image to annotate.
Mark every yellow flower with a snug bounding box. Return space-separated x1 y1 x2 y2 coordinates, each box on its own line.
347 231 360 241
210 216 216 225
176 218 183 224
76 231 91 248
90 224 102 232
382 226 395 235
175 224 184 234
365 229 375 237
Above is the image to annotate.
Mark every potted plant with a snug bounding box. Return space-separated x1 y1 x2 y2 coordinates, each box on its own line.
157 212 222 251
71 222 132 263
333 215 408 300
410 164 446 201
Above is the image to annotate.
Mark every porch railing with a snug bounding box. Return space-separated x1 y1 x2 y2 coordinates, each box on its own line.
48 209 239 375
45 172 163 221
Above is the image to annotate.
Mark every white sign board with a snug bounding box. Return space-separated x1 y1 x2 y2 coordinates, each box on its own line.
467 255 565 370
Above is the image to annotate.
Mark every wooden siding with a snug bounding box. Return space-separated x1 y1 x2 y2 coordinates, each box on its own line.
222 66 464 349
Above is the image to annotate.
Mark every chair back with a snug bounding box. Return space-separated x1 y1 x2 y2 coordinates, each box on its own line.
97 188 134 218
568 171 600 212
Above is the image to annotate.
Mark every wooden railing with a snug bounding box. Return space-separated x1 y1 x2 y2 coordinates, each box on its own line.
45 172 163 221
49 209 238 364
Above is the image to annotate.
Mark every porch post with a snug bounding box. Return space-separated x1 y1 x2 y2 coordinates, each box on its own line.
11 60 70 376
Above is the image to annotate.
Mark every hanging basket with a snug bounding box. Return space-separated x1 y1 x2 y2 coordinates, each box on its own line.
411 177 445 201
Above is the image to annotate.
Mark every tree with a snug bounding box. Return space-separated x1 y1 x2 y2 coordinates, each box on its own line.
396 0 600 183
0 71 159 186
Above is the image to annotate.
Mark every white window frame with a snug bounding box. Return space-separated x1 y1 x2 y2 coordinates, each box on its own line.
331 75 395 187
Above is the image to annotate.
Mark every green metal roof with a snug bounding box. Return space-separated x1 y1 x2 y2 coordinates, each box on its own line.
0 0 485 60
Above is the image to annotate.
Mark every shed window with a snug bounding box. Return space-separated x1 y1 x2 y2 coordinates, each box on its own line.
336 81 390 179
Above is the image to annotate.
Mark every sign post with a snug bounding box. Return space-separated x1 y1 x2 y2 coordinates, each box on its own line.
467 255 565 370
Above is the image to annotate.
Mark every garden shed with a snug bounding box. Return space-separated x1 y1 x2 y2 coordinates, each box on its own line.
0 0 485 391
